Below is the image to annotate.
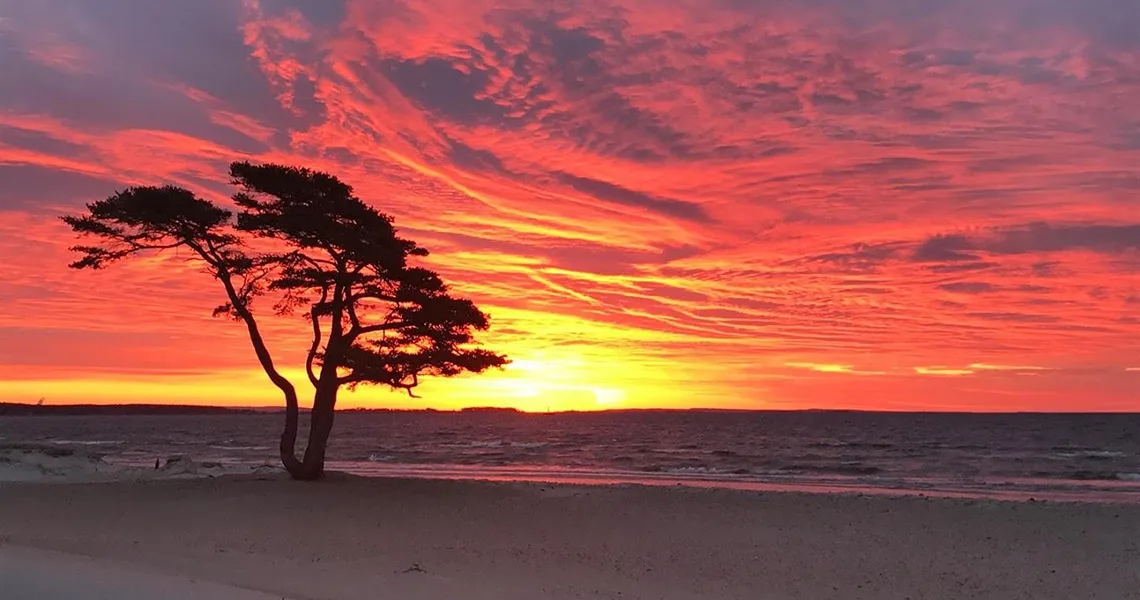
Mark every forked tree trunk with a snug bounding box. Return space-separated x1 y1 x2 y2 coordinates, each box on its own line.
214 270 311 480
280 385 338 481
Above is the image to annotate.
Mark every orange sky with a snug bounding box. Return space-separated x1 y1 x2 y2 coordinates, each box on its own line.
0 0 1138 411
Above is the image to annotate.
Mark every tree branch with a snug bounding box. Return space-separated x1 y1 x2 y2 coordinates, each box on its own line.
127 240 186 252
337 371 420 397
353 321 407 337
399 373 421 398
351 291 400 303
290 251 334 272
306 286 329 388
191 238 298 411
345 284 361 332
238 265 272 300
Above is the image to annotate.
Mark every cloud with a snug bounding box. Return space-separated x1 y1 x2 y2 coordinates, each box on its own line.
988 223 1140 255
0 165 118 210
969 363 1047 371
915 223 1140 263
914 363 1049 376
967 312 1061 323
926 261 998 273
912 235 981 262
806 242 905 270
914 366 974 376
379 57 508 125
553 172 711 223
939 282 998 294
785 362 888 376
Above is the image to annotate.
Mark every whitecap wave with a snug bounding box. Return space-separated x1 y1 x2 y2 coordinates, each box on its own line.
50 440 126 446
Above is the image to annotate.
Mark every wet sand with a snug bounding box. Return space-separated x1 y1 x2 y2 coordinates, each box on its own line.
1 474 1138 599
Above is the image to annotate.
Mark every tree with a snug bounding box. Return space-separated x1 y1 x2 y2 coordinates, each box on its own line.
62 162 509 480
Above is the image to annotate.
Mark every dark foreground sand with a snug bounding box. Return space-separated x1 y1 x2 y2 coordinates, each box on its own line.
1 474 1138 599
1 545 284 600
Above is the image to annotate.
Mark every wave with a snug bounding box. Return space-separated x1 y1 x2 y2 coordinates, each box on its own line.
777 463 883 476
1055 450 1127 459
1069 471 1122 481
1034 470 1139 481
806 441 895 450
436 440 548 450
51 440 125 446
657 466 752 476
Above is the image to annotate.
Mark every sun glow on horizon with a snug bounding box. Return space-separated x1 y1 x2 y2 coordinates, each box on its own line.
474 353 631 411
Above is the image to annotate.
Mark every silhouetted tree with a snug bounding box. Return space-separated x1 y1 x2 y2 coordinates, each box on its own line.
62 162 509 480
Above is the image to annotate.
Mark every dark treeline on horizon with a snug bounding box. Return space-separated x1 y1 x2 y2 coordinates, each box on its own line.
0 403 270 416
0 403 528 416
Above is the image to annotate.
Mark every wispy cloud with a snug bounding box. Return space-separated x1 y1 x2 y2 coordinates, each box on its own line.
969 363 1049 372
785 363 888 376
914 367 976 377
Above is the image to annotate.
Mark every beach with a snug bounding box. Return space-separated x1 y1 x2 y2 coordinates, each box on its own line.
2 474 1138 599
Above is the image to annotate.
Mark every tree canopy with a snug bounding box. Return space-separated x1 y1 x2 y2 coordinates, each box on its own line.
63 162 509 479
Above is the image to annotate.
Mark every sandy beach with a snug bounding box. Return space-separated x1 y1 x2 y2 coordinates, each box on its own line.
1 474 1138 599
1 545 286 600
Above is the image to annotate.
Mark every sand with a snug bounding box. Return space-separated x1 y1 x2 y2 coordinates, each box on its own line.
1 474 1138 599
1 545 285 600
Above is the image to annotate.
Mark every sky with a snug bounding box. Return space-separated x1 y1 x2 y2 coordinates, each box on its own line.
0 0 1137 412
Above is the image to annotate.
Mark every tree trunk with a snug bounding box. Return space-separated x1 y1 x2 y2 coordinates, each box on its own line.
283 385 338 481
210 268 306 479
288 288 345 481
278 393 306 478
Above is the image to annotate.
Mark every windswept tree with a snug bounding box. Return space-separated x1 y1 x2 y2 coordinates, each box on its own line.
63 162 509 480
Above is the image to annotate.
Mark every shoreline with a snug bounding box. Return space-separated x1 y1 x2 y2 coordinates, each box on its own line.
2 474 1139 599
322 461 1140 504
5 442 1140 504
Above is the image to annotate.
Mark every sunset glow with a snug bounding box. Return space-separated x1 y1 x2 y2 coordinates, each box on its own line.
1 0 1138 411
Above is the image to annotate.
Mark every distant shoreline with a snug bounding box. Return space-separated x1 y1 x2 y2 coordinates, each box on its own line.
0 403 529 416
0 403 276 416
2 402 1139 416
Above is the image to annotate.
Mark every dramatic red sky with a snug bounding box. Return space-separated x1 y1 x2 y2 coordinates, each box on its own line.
1 0 1138 411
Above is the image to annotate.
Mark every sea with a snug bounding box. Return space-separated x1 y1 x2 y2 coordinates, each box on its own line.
3 410 1140 502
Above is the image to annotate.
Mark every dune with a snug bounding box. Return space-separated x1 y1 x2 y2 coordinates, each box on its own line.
0 443 280 483
1 473 1138 599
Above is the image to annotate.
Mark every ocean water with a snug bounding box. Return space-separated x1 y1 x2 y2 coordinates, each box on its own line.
3 410 1140 501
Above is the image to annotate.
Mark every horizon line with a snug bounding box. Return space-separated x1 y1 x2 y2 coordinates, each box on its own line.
2 402 1138 416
